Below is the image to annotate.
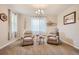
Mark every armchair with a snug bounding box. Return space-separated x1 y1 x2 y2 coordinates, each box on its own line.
47 32 60 45
22 32 34 46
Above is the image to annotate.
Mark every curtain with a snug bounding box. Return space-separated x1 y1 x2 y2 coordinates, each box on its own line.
11 13 17 33
31 16 46 34
10 10 18 39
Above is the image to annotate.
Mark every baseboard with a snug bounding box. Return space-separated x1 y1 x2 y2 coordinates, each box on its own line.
0 39 18 50
61 40 79 49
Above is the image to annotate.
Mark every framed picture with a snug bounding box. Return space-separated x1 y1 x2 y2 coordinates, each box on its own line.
63 11 76 25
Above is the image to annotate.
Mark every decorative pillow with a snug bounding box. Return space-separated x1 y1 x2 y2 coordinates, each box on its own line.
49 37 56 40
24 37 32 40
48 33 56 37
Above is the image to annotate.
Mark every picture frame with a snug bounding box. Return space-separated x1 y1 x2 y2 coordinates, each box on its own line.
63 11 76 25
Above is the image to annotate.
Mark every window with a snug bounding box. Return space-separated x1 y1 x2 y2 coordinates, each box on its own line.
31 17 46 34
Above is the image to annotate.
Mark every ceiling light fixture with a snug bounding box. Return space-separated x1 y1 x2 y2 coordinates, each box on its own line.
35 9 44 15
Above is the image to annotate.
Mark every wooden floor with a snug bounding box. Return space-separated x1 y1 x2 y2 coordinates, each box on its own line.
0 39 79 55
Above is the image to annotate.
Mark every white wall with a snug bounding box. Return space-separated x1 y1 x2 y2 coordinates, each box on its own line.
46 15 57 34
0 5 9 48
18 14 27 37
0 5 20 49
25 16 31 32
57 5 79 49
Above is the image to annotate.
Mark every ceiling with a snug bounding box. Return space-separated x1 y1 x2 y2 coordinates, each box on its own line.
8 4 74 16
